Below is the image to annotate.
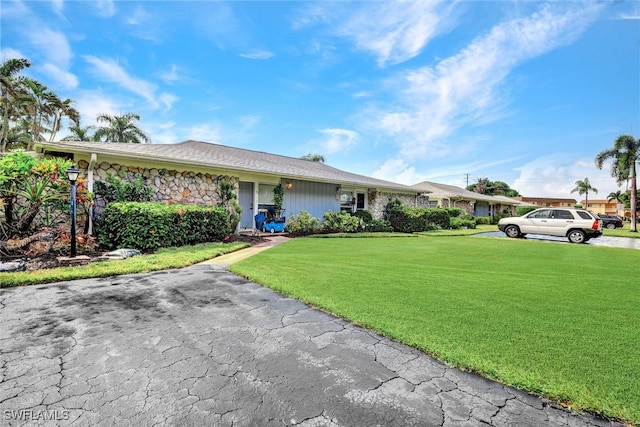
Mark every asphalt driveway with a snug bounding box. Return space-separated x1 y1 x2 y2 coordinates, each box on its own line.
0 265 623 426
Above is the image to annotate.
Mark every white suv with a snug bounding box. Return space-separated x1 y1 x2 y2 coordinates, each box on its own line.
498 208 603 243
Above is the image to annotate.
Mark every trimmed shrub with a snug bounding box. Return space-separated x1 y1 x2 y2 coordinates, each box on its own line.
364 219 394 232
320 211 360 233
353 209 373 223
475 216 493 225
516 206 537 216
450 216 476 229
387 205 432 233
444 207 464 218
424 208 451 229
285 211 319 235
97 202 231 251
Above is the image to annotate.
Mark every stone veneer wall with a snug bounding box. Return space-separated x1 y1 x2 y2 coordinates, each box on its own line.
78 160 237 208
367 191 430 219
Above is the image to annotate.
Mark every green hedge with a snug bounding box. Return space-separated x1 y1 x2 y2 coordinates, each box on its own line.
97 202 231 251
320 211 360 233
516 206 537 216
387 205 455 232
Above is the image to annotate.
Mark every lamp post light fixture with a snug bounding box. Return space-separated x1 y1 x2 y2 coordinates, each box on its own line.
66 165 80 258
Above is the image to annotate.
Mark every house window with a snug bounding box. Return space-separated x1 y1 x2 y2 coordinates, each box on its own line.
338 190 354 212
258 184 276 208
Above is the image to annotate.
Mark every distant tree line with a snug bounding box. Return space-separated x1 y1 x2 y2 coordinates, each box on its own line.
466 177 520 197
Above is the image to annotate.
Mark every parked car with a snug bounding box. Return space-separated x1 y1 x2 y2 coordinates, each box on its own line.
497 208 603 243
597 214 624 229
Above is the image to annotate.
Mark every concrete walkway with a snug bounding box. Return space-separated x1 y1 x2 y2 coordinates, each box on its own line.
201 235 290 266
0 237 626 426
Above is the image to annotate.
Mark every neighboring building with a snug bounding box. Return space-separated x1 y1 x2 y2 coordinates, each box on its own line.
581 199 623 216
411 181 519 217
35 140 428 231
513 197 577 208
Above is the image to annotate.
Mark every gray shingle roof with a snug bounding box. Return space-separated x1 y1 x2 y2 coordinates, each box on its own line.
411 181 518 205
37 140 417 193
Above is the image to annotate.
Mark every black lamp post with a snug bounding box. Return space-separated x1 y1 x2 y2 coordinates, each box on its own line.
66 165 80 258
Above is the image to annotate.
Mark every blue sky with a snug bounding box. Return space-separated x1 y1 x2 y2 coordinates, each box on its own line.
2 0 639 199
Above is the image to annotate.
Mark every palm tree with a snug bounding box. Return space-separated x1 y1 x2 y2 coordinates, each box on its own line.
0 58 31 152
61 124 96 142
607 190 626 218
48 97 80 142
595 134 640 231
94 112 151 143
571 177 597 210
301 153 325 162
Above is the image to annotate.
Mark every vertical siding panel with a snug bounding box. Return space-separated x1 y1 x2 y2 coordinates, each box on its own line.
282 180 341 221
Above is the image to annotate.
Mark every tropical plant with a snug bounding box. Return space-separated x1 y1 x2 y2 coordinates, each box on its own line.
300 153 326 162
61 124 97 142
595 134 640 231
467 177 520 197
94 172 154 204
94 112 150 143
215 176 241 231
0 151 38 225
273 184 285 211
0 153 80 235
1 57 81 151
571 177 597 209
1 58 31 152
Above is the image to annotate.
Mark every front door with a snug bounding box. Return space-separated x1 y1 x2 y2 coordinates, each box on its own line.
238 182 254 230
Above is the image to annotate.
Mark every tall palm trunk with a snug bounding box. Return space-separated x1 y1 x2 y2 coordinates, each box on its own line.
16 201 42 234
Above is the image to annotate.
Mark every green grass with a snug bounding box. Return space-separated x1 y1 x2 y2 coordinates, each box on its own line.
603 222 640 238
0 241 248 287
229 236 640 424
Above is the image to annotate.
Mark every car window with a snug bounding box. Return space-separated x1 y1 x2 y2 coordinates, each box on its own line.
552 210 574 219
576 211 594 220
527 209 551 219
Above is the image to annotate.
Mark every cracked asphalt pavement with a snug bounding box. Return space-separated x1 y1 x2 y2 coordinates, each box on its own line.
0 265 625 426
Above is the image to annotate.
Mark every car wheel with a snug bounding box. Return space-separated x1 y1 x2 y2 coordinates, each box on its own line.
270 227 275 233
568 230 586 244
504 225 521 238
605 223 616 229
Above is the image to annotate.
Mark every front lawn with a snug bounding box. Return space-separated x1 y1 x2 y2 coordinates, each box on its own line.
229 236 640 425
0 241 248 287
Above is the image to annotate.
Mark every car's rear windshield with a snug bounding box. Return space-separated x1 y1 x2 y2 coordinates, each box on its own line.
576 211 594 220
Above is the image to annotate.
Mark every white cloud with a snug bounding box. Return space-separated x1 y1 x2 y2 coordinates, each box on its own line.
51 0 64 17
83 55 175 110
239 50 274 60
1 48 27 61
317 128 359 154
40 63 78 89
371 158 424 185
28 27 73 66
158 64 186 84
185 123 223 143
70 90 120 127
337 1 456 66
512 154 622 199
158 93 178 111
368 3 602 161
93 0 116 18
